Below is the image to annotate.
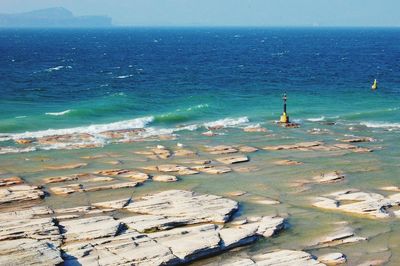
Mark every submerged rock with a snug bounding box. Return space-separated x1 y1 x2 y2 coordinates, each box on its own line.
45 163 87 170
243 126 267 133
318 252 347 265
311 226 366 248
274 159 303 166
313 171 345 184
205 145 238 155
0 176 24 187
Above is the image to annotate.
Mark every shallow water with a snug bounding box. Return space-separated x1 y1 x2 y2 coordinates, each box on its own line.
1 28 400 265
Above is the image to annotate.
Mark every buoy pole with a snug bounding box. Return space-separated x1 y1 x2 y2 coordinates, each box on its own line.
280 93 290 123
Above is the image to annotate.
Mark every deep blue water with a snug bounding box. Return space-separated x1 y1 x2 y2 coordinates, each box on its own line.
0 27 399 135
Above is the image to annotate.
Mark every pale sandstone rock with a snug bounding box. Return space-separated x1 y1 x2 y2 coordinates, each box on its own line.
50 184 82 195
264 141 324 151
92 198 131 209
200 166 232 175
313 171 345 184
0 184 44 205
43 175 78 184
174 149 197 157
313 189 399 218
182 159 211 165
216 155 249 164
0 176 24 187
233 166 260 173
96 169 150 181
238 146 259 153
312 226 366 248
0 238 63 266
0 217 61 244
125 190 238 223
152 175 178 182
0 206 53 221
253 199 281 205
83 181 139 192
177 169 199 175
54 206 92 214
251 249 325 265
60 216 122 242
380 186 400 192
205 145 238 155
157 164 188 172
318 252 347 265
151 147 172 159
121 215 192 233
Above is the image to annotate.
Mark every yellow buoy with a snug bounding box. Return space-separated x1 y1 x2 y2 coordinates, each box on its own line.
280 93 290 123
372 79 378 90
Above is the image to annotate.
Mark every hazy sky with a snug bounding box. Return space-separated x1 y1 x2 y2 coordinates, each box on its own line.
1 0 399 27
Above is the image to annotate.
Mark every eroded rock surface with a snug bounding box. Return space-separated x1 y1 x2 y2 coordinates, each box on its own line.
313 189 400 218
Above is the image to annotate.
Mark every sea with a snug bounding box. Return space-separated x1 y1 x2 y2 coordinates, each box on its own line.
0 27 400 265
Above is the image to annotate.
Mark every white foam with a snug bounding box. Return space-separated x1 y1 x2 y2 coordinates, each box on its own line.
45 66 72 72
116 74 133 79
186 104 209 111
307 116 325 122
204 117 249 128
360 121 400 129
0 116 154 141
45 110 71 116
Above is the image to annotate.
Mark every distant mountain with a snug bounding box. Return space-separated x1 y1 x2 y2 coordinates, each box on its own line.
0 7 112 28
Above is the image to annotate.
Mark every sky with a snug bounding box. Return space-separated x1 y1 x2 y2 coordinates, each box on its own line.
0 0 400 27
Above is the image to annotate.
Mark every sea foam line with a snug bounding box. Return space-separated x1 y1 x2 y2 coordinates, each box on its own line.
45 110 72 116
0 116 154 141
360 121 400 129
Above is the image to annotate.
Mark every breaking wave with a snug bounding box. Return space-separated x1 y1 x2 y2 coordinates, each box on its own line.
45 110 72 116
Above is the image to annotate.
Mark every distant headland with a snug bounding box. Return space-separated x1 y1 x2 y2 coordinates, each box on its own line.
0 7 112 28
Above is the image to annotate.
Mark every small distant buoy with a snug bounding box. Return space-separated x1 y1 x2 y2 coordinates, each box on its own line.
279 93 290 124
372 79 378 90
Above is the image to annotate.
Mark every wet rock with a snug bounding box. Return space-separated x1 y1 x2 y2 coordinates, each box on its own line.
15 138 34 145
340 137 375 143
45 163 87 170
216 155 249 164
50 184 82 195
202 130 216 136
274 159 303 166
0 184 44 205
152 175 178 182
60 216 122 242
250 250 325 265
264 141 324 151
313 171 345 184
233 166 260 173
151 147 172 159
313 189 398 218
318 252 347 265
243 126 267 133
96 169 150 181
182 159 211 165
174 149 197 157
55 206 92 214
226 191 247 197
199 165 232 175
157 164 188 172
380 186 400 192
205 145 238 155
43 175 78 184
238 146 259 153
83 181 139 192
312 226 366 248
125 190 238 223
0 176 24 187
92 198 131 209
83 176 114 182
0 238 63 265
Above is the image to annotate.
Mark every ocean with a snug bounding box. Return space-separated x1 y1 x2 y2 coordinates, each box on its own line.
1 28 400 265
